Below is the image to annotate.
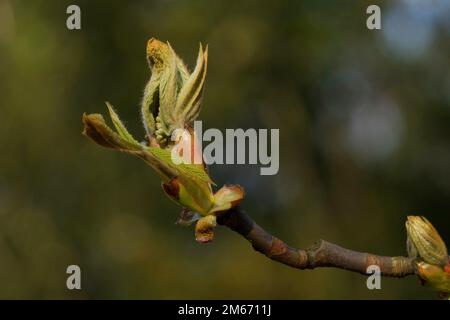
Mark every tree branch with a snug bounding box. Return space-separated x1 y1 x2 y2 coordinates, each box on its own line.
217 207 415 278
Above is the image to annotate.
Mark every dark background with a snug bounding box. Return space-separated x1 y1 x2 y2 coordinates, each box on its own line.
0 0 449 299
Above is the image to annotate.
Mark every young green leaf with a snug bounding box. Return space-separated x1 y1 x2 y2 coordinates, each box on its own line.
146 146 214 185
106 102 139 145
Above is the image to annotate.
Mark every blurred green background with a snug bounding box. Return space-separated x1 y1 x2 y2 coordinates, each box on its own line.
0 0 449 299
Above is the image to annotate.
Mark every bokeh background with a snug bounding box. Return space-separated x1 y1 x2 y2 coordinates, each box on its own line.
0 0 449 299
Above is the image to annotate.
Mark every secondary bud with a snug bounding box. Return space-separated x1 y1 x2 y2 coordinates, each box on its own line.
416 261 450 293
195 215 217 243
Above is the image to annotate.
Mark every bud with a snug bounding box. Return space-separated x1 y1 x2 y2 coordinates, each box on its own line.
406 216 448 266
416 261 450 294
195 215 217 243
82 110 141 152
406 216 450 294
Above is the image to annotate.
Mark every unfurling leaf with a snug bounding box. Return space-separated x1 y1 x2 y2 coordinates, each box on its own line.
157 43 178 129
83 37 245 244
141 71 159 139
82 113 141 152
106 102 139 145
175 44 208 126
142 38 208 145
